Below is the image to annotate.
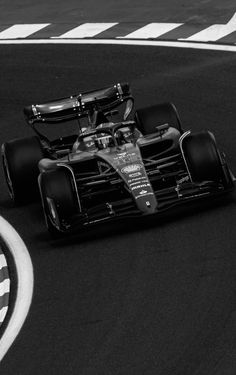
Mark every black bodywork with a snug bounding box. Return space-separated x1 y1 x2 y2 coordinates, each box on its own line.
13 83 236 232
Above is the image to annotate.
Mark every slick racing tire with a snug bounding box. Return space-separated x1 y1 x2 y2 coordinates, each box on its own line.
2 136 45 204
135 102 183 135
39 168 80 233
181 131 224 183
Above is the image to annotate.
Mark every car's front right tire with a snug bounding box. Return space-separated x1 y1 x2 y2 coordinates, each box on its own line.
2 136 45 204
39 168 80 234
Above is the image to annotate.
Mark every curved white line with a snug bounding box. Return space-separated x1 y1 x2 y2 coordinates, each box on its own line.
0 216 34 362
0 279 10 297
0 307 8 323
0 38 235 52
0 255 7 270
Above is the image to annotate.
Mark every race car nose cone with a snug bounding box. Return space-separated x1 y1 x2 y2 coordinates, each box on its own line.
135 193 157 214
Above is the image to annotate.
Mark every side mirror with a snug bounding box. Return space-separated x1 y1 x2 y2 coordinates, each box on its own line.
124 99 134 121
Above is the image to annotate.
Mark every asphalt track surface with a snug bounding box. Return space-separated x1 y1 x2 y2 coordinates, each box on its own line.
0 42 236 375
0 0 235 24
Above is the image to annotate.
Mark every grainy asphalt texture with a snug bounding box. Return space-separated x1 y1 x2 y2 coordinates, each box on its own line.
0 43 235 374
0 0 235 23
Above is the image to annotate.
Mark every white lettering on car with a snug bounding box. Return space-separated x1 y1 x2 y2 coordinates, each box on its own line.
121 164 143 174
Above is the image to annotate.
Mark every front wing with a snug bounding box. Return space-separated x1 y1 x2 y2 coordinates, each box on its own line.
54 149 234 233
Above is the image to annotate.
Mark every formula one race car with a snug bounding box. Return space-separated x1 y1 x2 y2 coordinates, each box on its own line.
2 83 235 234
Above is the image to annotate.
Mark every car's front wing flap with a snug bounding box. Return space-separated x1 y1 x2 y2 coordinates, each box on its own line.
56 145 234 232
61 179 230 232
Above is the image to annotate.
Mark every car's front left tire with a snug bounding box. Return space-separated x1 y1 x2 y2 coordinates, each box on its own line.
181 131 225 183
135 102 183 135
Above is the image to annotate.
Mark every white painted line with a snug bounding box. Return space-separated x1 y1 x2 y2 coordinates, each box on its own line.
0 307 8 323
118 22 183 39
0 24 50 39
0 216 34 362
0 279 10 297
0 38 235 52
0 255 7 270
54 23 118 38
180 12 236 42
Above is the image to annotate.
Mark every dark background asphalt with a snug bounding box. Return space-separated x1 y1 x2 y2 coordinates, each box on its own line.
0 0 235 23
0 44 236 374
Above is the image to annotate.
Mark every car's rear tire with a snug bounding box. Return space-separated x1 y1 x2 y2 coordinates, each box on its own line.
2 136 45 204
39 168 80 233
135 102 183 135
181 131 224 183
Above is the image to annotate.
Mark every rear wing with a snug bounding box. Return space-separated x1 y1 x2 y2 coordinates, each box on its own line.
24 83 132 125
